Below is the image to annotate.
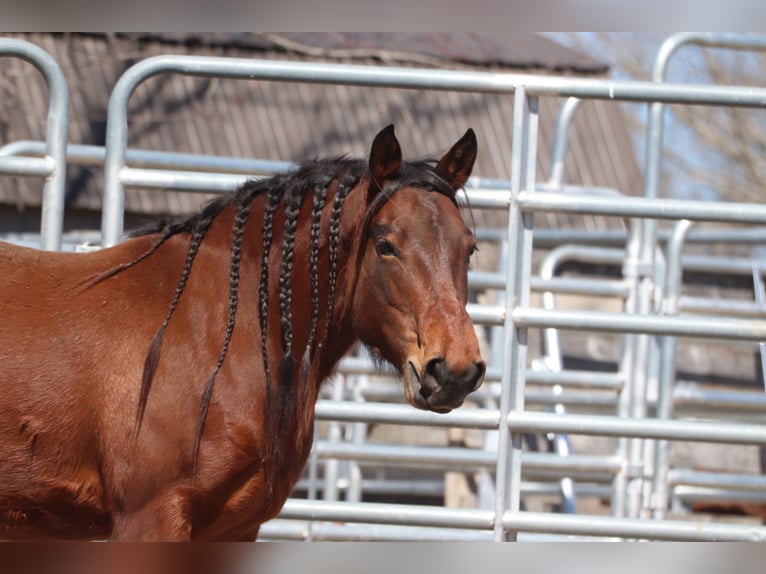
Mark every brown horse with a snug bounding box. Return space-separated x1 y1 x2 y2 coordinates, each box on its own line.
0 125 485 540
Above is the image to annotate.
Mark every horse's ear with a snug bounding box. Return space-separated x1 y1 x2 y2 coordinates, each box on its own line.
368 124 402 190
436 128 477 190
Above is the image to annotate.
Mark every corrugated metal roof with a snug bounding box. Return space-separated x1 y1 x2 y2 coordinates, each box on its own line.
0 32 639 233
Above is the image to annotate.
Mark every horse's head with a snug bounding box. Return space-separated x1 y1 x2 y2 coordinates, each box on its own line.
351 125 486 413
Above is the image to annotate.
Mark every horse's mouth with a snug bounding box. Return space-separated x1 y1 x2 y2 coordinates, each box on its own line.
404 360 458 413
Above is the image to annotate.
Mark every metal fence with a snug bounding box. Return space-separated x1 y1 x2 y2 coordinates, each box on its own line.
3 33 766 541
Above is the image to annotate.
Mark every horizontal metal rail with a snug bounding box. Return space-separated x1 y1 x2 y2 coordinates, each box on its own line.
466 303 505 326
259 520 495 542
0 140 294 175
509 411 766 445
313 441 622 474
279 499 493 530
292 478 613 501
274 500 766 541
314 400 500 429
669 470 766 492
0 155 56 177
518 191 766 224
503 510 766 541
674 486 766 505
512 307 766 341
314 401 766 444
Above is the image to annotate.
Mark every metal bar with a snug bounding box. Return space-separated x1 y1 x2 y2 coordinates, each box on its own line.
652 220 695 519
314 400 500 429
508 411 766 445
313 441 622 474
0 38 69 251
669 469 766 492
673 386 766 414
517 191 766 224
0 156 56 177
274 500 766 541
278 499 494 530
102 53 766 103
470 270 630 297
529 227 766 248
0 139 295 175
512 307 766 341
547 97 582 187
119 166 253 193
503 511 766 541
674 486 766 505
465 303 505 326
679 296 766 318
259 520 495 541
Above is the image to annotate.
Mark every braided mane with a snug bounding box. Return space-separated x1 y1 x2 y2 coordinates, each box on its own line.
96 155 458 472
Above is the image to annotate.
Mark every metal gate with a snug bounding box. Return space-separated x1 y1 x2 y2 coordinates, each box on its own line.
3 34 766 541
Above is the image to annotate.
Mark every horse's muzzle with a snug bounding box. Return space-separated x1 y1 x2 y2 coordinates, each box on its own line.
406 358 486 413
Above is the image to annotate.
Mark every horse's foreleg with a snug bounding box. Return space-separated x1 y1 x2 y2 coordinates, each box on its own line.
110 489 192 541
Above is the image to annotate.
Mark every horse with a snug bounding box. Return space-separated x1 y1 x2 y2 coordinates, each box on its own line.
0 125 486 541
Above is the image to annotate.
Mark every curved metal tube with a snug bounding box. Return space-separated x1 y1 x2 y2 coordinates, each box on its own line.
0 38 69 251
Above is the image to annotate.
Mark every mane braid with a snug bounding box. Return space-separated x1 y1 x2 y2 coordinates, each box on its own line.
323 172 356 342
278 179 308 357
299 173 333 397
306 174 333 353
132 210 218 439
258 181 287 426
192 193 256 476
275 178 308 429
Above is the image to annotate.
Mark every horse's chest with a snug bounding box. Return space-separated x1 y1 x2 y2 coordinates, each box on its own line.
206 427 314 539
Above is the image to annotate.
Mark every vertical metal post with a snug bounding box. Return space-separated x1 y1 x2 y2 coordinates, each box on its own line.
0 39 69 251
101 66 133 246
477 235 509 510
346 375 368 503
323 378 346 502
547 97 582 188
612 219 642 517
494 87 538 541
651 219 694 519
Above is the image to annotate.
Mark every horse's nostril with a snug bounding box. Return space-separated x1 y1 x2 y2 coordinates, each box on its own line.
470 361 487 391
425 357 445 379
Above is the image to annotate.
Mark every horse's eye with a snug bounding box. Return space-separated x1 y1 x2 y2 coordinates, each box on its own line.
375 239 399 258
468 244 479 260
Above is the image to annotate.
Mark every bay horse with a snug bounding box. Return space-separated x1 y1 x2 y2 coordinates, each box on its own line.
0 125 485 540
